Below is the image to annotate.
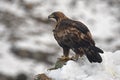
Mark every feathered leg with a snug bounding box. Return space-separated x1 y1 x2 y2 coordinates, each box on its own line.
71 53 79 61
58 48 71 61
71 48 84 61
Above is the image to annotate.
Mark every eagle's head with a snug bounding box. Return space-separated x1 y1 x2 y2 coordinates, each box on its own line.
48 11 68 22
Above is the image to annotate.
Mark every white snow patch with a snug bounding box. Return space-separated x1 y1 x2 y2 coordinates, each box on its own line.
47 51 120 80
0 41 48 76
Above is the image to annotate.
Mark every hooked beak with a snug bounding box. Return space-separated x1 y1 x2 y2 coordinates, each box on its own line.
48 14 54 19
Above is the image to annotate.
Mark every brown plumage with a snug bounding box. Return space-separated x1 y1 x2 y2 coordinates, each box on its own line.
48 11 104 63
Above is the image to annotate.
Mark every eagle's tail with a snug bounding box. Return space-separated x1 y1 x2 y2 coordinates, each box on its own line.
85 46 104 63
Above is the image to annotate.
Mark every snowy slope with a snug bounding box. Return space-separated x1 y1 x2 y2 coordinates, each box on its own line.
47 51 120 80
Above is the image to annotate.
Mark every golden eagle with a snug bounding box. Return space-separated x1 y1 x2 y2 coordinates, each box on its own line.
48 11 103 63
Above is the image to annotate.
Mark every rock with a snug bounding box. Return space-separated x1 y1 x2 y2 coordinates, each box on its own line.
34 74 52 80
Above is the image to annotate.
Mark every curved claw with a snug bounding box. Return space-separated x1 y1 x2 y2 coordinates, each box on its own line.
71 54 79 61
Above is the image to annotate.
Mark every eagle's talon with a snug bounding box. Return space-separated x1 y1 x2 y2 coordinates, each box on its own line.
71 55 79 61
58 56 71 61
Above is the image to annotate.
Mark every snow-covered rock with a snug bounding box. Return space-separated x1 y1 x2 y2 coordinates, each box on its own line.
47 51 120 80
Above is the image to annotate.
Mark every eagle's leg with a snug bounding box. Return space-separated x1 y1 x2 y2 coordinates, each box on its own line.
58 48 71 61
71 53 79 61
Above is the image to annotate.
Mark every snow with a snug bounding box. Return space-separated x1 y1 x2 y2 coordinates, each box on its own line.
0 41 31 75
47 51 120 80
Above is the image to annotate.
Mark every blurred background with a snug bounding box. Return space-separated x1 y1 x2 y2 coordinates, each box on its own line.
0 0 120 80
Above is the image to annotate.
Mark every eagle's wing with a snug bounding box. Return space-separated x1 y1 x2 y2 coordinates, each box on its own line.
70 20 95 46
56 19 103 53
71 20 103 53
59 19 95 46
73 21 90 34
